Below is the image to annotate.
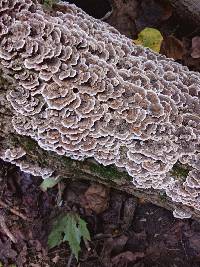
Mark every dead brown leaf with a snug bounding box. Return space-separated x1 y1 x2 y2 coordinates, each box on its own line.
160 0 172 21
184 229 200 252
100 237 115 266
181 37 200 72
191 36 200 58
52 254 60 264
188 233 200 251
121 197 137 231
111 251 144 266
16 245 28 266
112 235 128 254
0 238 17 262
160 35 184 60
83 183 110 214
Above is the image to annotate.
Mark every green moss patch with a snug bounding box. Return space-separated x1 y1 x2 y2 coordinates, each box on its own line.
159 191 167 202
23 138 38 151
170 161 190 181
90 163 131 181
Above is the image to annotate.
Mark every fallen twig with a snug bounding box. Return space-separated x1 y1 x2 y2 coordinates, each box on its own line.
67 252 73 267
84 239 91 252
0 213 17 243
0 199 31 221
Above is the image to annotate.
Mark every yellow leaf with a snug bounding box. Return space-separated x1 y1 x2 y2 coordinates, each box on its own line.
134 28 163 53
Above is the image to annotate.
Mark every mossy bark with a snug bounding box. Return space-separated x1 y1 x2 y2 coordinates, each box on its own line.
0 73 199 221
1 129 200 221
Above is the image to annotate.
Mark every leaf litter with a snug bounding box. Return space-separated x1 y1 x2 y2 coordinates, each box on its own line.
1 160 200 266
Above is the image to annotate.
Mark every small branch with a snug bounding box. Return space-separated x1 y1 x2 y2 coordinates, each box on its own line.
0 199 31 221
84 239 91 252
67 252 74 267
0 213 17 243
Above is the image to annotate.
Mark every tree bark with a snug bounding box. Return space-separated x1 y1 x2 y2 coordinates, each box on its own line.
0 75 200 222
169 0 200 26
2 125 200 222
106 0 200 38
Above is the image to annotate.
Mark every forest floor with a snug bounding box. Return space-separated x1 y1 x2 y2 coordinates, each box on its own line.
0 160 200 267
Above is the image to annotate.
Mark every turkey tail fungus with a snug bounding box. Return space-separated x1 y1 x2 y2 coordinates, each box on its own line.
1 0 200 219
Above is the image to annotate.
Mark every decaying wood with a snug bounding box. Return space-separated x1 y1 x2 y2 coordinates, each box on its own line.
2 131 200 221
1 102 200 222
105 0 139 38
106 0 200 38
169 0 200 26
1 0 200 223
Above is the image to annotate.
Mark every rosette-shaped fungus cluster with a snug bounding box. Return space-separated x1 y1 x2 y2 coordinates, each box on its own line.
1 0 200 217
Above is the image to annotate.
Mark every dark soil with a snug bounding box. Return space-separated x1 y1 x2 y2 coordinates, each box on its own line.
0 159 200 267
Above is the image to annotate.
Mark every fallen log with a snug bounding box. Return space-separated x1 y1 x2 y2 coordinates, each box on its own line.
169 0 200 26
1 0 200 221
106 0 200 38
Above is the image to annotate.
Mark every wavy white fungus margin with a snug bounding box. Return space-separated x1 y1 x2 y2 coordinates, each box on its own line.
1 0 200 214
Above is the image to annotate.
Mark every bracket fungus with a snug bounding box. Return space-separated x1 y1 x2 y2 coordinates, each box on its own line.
1 0 200 217
0 147 26 162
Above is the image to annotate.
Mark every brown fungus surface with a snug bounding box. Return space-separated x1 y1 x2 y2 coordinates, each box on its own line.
1 0 200 217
